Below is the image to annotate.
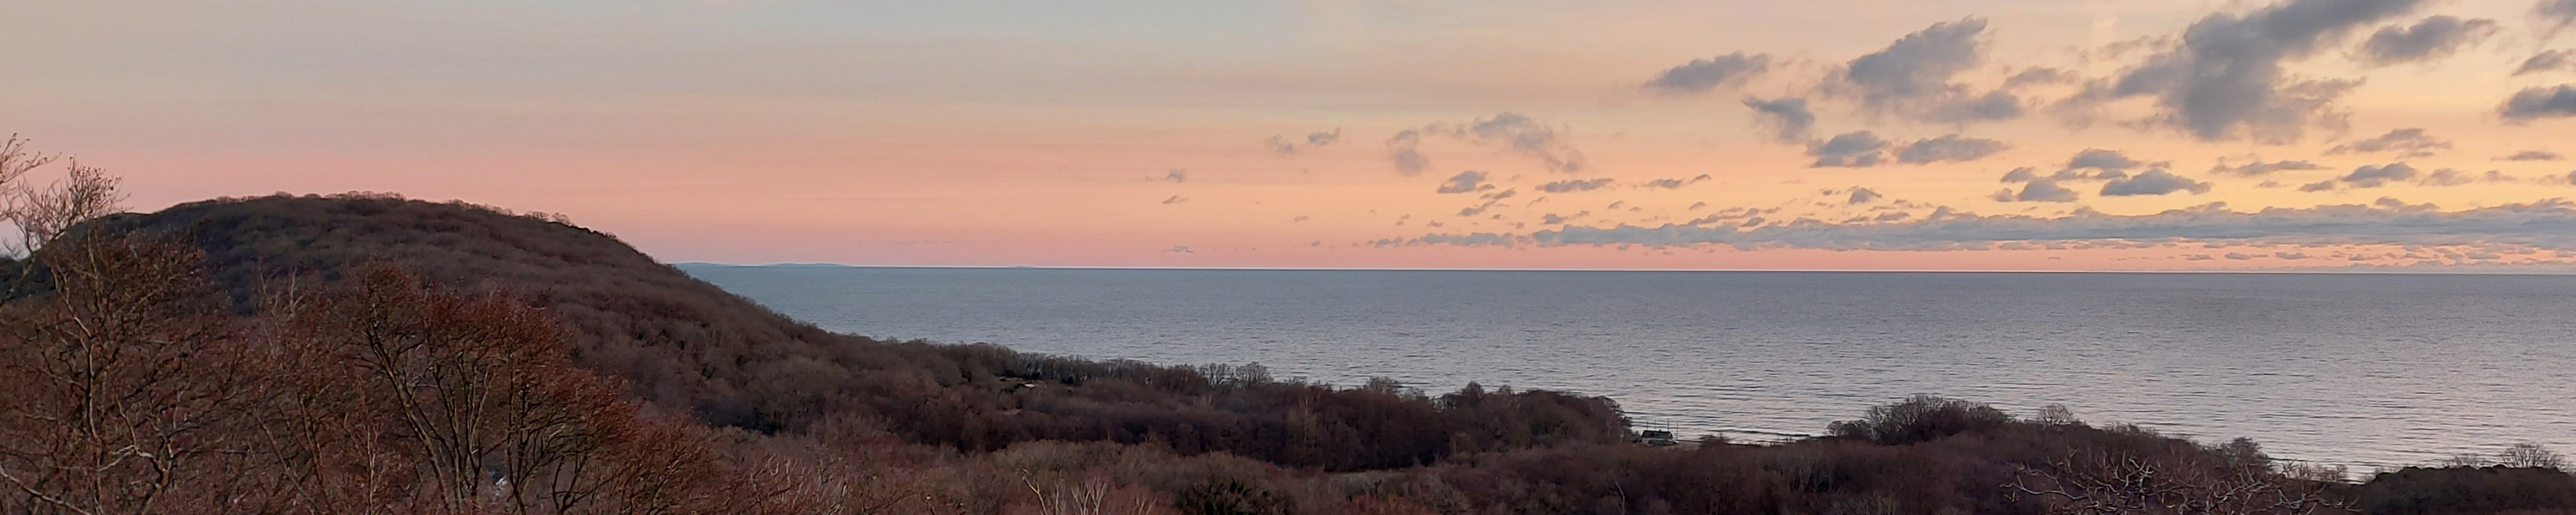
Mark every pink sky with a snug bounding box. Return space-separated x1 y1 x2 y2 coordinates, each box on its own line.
7 0 2576 270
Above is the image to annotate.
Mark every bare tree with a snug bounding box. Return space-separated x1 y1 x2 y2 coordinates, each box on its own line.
0 236 274 514
0 135 125 257
2008 440 2351 515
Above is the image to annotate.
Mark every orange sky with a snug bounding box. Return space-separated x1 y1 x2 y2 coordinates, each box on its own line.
5 0 2576 270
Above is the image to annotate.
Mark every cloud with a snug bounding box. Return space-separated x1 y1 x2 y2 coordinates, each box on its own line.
1808 130 1891 167
1163 169 1188 183
1264 129 1343 155
2357 16 2499 65
2325 128 2452 157
1894 134 2011 164
2000 167 2040 183
1161 195 1188 204
1836 17 2023 124
1998 179 2081 203
1435 171 1493 194
2099 169 2215 197
1163 245 1194 253
2500 85 2576 122
2004 67 2078 88
1389 199 2576 252
1847 187 1884 204
2412 168 2494 186
2303 162 2421 191
2513 50 2573 76
1537 178 1615 193
2016 148 2167 182
1419 112 1590 173
1644 52 1771 96
1743 97 1817 143
1370 233 1517 248
2066 148 2148 173
1637 175 1711 189
2500 149 2567 161
2546 0 2576 34
1925 91 2027 124
2091 0 2423 142
1386 130 1428 174
2210 159 2331 176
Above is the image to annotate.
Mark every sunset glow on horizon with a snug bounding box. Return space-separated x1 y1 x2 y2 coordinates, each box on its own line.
9 0 2576 270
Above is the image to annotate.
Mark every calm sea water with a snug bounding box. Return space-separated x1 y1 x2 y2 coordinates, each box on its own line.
680 265 2576 470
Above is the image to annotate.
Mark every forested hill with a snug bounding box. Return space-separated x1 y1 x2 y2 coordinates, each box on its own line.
75 192 1634 469
88 193 846 428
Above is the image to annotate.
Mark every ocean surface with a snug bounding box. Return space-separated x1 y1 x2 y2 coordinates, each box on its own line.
679 265 2576 470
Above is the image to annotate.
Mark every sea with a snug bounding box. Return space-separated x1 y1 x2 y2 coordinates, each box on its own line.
679 265 2576 471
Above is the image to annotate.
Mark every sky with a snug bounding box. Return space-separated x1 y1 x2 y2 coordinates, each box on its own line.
7 0 2576 270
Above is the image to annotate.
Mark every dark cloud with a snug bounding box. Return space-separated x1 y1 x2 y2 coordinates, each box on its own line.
1163 169 1188 183
1161 195 1188 204
1924 91 2026 124
2304 162 2421 191
2545 0 2576 34
2500 149 2567 161
1743 97 1818 143
1163 245 1193 253
2325 128 2452 158
1837 17 2021 124
1425 112 1590 173
2004 67 2078 88
2099 170 2215 196
1265 129 1343 155
2067 148 2148 173
1847 187 1884 204
1808 131 1890 167
2210 159 2331 176
1644 52 1772 96
2412 168 2491 186
1537 178 1616 193
1895 134 2011 164
1436 171 1493 194
2514 50 2573 76
1391 199 2576 252
2000 179 2081 203
2358 16 2499 65
1637 175 1711 189
2500 85 2576 122
2091 0 2423 142
1386 130 1428 175
2000 167 2039 183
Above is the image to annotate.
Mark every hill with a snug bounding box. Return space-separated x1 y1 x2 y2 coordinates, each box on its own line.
76 192 1631 470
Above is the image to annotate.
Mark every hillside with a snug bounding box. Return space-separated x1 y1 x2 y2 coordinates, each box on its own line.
88 193 848 428
75 193 1631 469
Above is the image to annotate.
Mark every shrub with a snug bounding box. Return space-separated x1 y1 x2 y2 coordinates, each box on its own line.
1827 395 2016 445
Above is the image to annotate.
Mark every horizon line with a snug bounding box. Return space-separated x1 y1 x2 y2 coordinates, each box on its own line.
668 262 2576 276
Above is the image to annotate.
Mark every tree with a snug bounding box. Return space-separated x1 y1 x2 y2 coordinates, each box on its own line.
0 235 275 513
301 266 683 513
2008 439 2348 515
0 135 125 257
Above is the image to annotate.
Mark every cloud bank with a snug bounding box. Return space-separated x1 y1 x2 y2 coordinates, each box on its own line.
1384 199 2576 252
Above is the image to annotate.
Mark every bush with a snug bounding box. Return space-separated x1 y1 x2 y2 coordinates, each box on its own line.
1827 395 2016 445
